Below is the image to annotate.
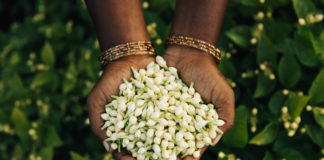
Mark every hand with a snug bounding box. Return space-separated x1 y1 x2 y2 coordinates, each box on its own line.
163 45 235 160
87 54 155 160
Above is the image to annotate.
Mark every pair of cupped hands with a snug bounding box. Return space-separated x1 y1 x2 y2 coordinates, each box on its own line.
87 45 235 160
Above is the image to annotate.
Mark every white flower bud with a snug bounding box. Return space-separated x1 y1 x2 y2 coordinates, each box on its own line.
209 130 217 139
187 147 195 155
138 147 146 154
168 142 175 149
169 67 177 75
291 122 298 129
106 129 112 137
216 119 225 126
281 106 288 113
154 137 161 144
161 140 169 148
188 87 195 95
116 120 125 130
164 132 172 140
136 141 144 147
156 100 167 111
153 144 161 154
188 140 195 148
135 130 141 137
184 132 194 140
179 141 189 149
156 56 167 68
127 102 136 113
147 119 156 126
101 113 109 120
129 116 137 124
193 150 200 158
204 137 212 144
119 83 126 91
138 121 146 128
196 141 205 148
162 150 169 158
175 106 183 116
176 132 184 141
127 142 134 150
111 143 118 150
170 153 177 160
135 108 143 117
147 128 154 138
155 130 164 137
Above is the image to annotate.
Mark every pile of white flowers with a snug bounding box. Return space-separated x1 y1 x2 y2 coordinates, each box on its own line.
101 56 225 160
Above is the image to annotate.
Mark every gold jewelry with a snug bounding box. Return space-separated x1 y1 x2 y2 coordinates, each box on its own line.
166 36 222 64
99 41 155 67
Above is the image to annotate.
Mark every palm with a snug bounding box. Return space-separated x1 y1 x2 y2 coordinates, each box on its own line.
163 46 235 159
87 55 154 160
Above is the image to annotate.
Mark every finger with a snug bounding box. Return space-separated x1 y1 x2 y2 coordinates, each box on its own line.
212 134 222 144
87 67 124 140
87 86 109 140
183 146 208 160
215 88 235 133
210 72 235 133
103 141 114 153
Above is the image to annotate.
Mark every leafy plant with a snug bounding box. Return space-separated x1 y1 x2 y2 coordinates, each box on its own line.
0 0 324 159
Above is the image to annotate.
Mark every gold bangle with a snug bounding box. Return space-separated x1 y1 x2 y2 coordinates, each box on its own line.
166 36 222 64
99 41 155 67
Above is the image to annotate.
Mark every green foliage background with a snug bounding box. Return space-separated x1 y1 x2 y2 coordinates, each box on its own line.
1 0 324 159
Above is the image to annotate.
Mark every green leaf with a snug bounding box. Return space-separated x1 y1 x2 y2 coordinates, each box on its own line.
70 151 89 160
39 147 54 160
11 108 30 141
225 26 251 48
286 93 310 120
6 74 28 99
218 58 237 79
293 32 318 67
292 0 316 18
305 124 324 148
276 38 295 56
278 148 304 160
313 31 324 54
269 91 288 116
278 54 301 88
222 106 249 148
240 0 259 6
309 69 324 105
257 34 276 65
253 74 276 98
263 151 276 160
41 42 55 67
249 122 279 145
31 71 53 89
45 126 63 147
313 107 324 129
265 22 292 44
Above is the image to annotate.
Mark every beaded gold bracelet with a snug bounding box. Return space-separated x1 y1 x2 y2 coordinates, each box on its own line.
166 36 222 64
99 41 155 67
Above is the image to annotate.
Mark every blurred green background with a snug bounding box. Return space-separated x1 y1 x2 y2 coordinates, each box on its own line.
1 0 324 160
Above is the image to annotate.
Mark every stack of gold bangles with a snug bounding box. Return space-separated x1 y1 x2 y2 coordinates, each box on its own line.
99 36 222 67
99 41 155 67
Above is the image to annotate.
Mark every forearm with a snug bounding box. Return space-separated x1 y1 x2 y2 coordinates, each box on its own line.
169 0 228 45
85 0 149 51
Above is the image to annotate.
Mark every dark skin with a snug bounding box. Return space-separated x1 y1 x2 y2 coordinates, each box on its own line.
85 0 234 159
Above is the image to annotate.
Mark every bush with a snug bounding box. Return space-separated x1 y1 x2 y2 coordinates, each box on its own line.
0 0 324 159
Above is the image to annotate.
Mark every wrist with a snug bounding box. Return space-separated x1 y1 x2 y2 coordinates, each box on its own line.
164 45 216 63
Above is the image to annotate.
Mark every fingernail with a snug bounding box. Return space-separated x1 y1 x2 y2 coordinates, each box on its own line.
103 141 110 152
212 134 223 144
